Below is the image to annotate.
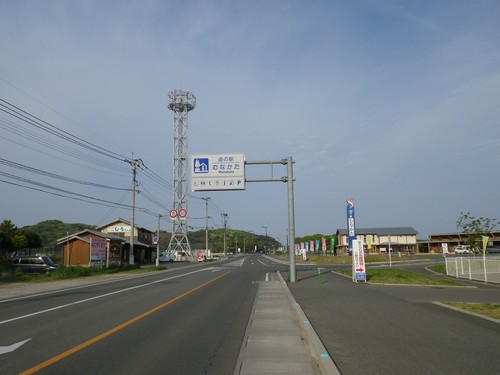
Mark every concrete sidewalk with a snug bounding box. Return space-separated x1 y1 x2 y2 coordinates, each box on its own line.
233 272 340 375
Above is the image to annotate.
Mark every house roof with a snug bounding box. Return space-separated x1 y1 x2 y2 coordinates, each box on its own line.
57 229 126 244
57 229 154 248
337 227 419 236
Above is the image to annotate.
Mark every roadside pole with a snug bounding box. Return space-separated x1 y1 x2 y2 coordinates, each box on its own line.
156 214 161 267
287 156 296 283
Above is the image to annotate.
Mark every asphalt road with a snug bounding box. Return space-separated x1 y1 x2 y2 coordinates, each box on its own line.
1 255 285 374
286 262 500 375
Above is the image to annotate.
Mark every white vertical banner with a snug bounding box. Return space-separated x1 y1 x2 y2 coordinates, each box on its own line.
441 243 448 256
352 239 366 283
90 237 106 267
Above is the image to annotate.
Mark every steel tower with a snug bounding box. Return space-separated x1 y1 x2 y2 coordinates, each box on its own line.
167 90 195 257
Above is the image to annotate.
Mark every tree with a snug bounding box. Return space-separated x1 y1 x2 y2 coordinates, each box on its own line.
0 231 13 261
18 228 43 254
0 219 17 236
456 212 498 249
0 220 17 261
0 220 44 260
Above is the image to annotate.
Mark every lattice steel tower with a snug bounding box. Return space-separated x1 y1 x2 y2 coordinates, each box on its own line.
167 90 195 256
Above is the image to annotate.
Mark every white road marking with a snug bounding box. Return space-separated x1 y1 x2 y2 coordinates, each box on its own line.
0 338 31 355
257 258 268 266
0 268 214 325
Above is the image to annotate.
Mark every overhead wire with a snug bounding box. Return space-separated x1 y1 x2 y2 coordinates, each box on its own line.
0 99 129 162
0 158 130 190
0 93 230 227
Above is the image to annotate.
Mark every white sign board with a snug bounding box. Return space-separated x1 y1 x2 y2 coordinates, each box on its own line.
107 226 131 233
191 153 245 191
441 243 448 254
352 239 366 282
90 237 106 266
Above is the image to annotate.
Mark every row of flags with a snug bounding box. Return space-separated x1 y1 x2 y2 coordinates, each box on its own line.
292 237 337 254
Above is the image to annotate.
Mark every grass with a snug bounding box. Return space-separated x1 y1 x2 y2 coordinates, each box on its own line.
444 302 500 320
427 263 446 274
278 253 444 265
9 264 166 282
337 267 500 320
337 268 463 286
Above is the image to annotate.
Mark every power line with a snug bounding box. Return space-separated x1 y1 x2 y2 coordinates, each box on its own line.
0 158 130 190
0 99 129 161
0 75 132 155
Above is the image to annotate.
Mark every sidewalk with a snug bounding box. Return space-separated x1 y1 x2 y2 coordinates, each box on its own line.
234 272 340 375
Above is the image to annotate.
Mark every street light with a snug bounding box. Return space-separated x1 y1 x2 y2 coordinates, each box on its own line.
262 226 268 237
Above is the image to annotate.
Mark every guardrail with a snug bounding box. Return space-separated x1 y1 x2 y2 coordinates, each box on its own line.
445 257 500 284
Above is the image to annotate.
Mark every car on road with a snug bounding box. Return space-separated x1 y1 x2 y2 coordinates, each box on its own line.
12 255 59 274
159 251 175 263
454 245 473 254
486 245 500 254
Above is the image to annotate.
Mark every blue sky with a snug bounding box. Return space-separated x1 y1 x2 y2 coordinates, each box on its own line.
1 0 499 242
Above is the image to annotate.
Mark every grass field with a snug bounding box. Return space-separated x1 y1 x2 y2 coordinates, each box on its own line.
336 268 462 286
336 267 500 320
444 302 500 320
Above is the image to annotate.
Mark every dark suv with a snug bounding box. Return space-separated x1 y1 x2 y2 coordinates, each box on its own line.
12 255 59 274
486 246 500 254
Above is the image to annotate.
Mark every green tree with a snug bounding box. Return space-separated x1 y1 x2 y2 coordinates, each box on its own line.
456 212 498 249
0 219 17 236
18 228 43 254
0 231 13 261
0 220 17 261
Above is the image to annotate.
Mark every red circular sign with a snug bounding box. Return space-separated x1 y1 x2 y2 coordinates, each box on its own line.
178 209 187 218
169 209 178 218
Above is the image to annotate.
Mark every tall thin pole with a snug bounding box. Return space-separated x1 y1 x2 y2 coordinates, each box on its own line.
129 159 141 265
202 197 210 256
156 214 161 267
287 156 296 282
388 234 392 267
222 213 228 257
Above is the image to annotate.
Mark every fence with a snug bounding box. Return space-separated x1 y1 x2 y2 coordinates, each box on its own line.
445 257 500 284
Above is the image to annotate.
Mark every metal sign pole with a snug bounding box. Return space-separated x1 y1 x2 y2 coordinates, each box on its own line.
287 156 296 282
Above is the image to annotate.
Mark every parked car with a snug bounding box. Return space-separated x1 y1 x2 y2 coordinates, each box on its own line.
159 251 175 263
486 245 500 254
454 245 473 254
12 255 59 274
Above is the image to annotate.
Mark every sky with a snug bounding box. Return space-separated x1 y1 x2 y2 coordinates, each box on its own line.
1 0 499 242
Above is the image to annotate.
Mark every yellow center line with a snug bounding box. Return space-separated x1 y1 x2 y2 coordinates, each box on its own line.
20 271 231 375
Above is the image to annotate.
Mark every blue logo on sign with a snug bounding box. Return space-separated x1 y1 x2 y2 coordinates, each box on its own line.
193 158 209 173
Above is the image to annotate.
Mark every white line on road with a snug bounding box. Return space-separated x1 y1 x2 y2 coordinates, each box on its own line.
0 338 31 355
0 268 214 325
257 257 268 266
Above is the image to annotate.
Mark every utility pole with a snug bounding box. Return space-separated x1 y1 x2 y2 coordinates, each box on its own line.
286 156 296 282
222 213 228 257
202 197 210 257
128 158 142 265
156 214 162 267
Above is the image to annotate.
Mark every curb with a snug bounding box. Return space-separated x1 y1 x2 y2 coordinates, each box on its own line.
277 271 341 375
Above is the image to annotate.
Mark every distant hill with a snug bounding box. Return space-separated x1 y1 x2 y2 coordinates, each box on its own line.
22 220 282 253
23 220 95 252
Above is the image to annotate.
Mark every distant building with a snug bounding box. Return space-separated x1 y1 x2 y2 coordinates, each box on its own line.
423 231 500 253
336 227 419 254
57 229 126 266
57 218 156 266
